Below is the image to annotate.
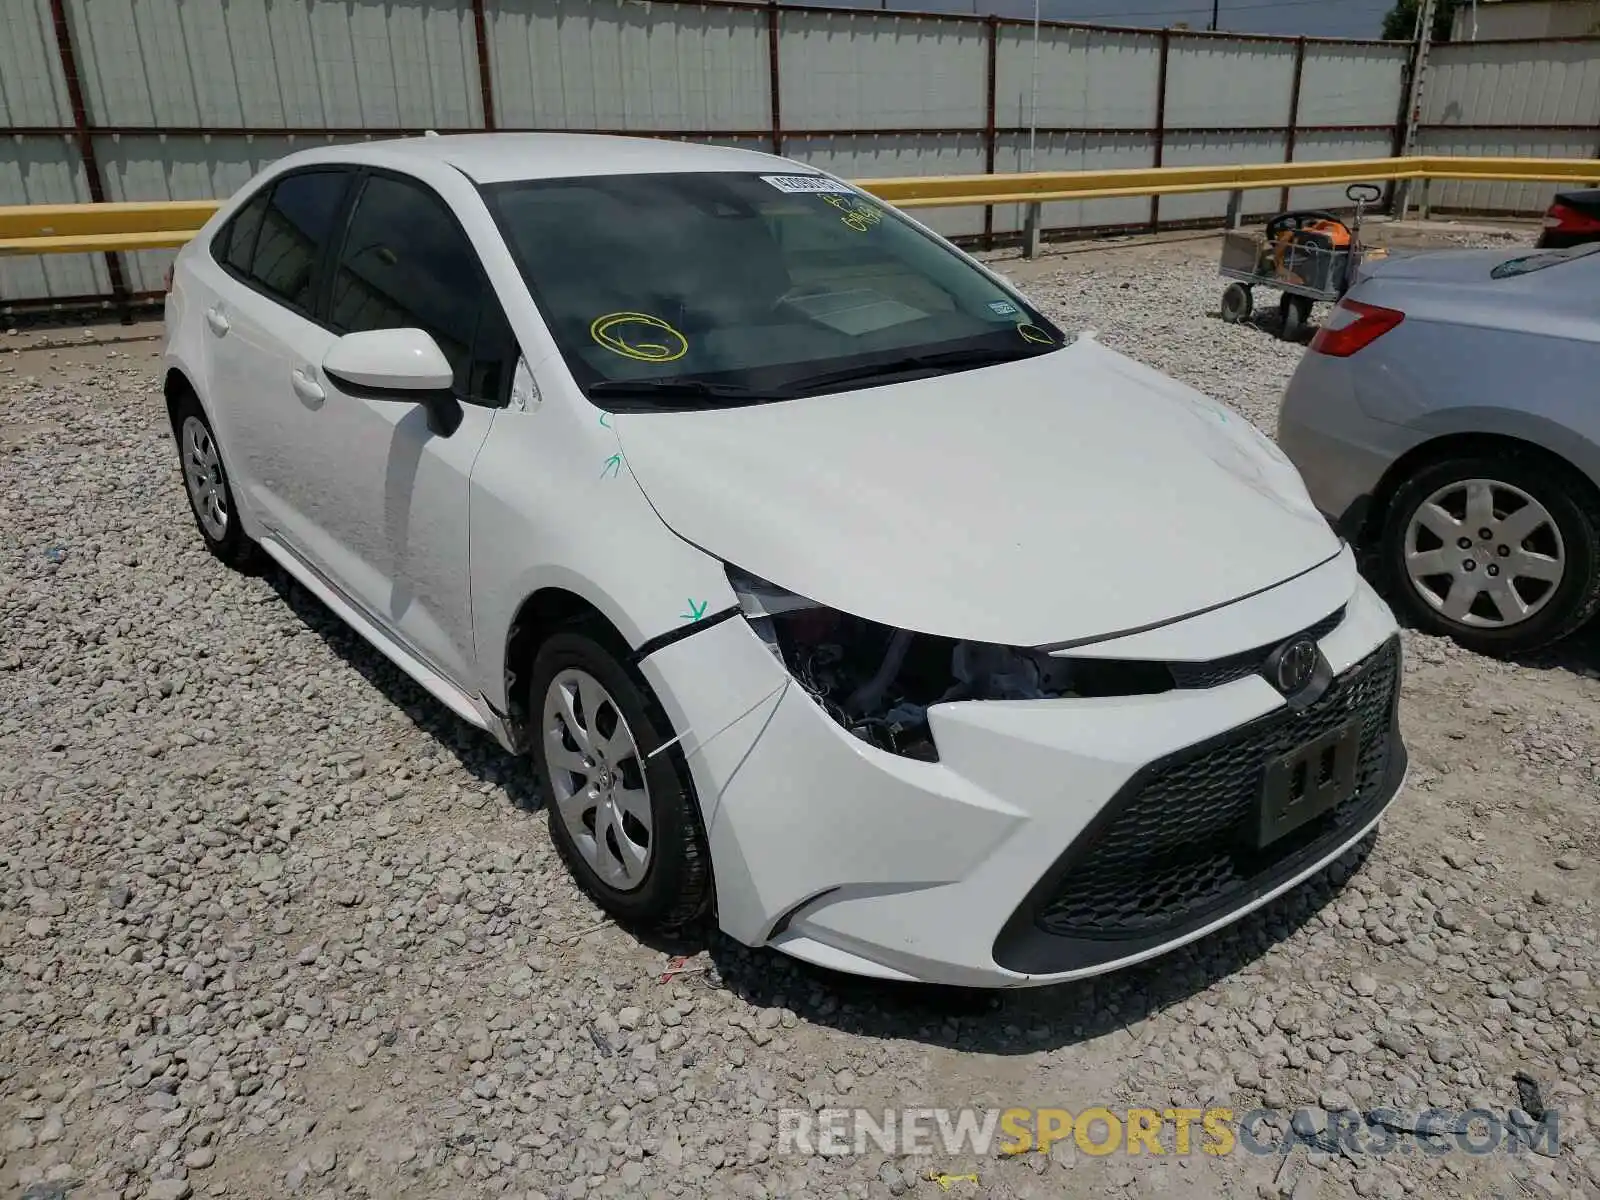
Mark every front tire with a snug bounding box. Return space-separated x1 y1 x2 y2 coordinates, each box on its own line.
529 630 712 931
171 390 256 570
1379 451 1600 656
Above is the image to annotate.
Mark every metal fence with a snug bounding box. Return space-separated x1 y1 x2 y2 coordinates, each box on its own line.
1422 36 1600 212
1 0 1596 308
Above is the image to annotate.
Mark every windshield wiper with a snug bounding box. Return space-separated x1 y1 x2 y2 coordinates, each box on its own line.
782 343 1056 396
587 377 780 404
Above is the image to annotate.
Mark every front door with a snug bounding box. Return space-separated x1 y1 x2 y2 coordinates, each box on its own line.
285 170 518 691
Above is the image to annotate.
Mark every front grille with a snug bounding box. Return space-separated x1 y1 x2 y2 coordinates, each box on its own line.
1168 606 1345 690
1034 636 1400 941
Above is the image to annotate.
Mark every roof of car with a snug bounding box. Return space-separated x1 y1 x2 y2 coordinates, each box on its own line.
323 133 794 185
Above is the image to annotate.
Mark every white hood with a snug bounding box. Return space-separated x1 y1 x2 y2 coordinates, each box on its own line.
616 336 1341 647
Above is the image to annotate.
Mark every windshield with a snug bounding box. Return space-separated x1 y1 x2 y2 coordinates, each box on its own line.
1490 242 1600 279
481 171 1065 407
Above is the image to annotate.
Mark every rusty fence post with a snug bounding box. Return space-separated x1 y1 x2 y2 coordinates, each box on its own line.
767 1 783 155
471 0 497 129
1279 36 1306 214
1150 28 1170 234
983 15 998 248
48 0 132 321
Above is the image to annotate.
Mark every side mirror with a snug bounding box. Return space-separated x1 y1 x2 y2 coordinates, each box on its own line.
323 328 462 436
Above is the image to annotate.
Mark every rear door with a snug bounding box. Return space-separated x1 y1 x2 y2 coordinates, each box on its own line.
203 168 354 542
287 170 515 689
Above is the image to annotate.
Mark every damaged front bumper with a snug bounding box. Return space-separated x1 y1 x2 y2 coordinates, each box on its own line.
637 570 1407 989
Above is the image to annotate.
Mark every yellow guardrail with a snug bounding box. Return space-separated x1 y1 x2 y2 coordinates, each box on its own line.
0 200 220 256
864 155 1600 208
1 155 1596 258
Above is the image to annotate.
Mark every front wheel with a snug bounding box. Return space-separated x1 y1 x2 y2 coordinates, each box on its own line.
1379 452 1600 656
530 631 712 931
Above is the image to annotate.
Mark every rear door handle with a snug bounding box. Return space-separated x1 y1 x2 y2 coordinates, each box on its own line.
204 307 230 336
291 368 325 403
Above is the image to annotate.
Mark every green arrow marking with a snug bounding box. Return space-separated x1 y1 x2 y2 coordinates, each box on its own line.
680 598 708 621
600 453 623 479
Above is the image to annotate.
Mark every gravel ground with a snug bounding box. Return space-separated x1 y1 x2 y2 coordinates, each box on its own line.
2 225 1597 1200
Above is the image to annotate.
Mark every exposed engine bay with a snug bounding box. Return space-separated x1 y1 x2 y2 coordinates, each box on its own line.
747 607 1168 760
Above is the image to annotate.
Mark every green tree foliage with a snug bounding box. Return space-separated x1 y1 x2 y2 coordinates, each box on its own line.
1382 0 1460 42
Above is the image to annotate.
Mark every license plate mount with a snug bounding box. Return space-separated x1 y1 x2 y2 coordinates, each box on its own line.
1254 720 1361 849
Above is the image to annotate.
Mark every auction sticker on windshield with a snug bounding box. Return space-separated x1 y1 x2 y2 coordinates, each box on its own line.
762 174 855 194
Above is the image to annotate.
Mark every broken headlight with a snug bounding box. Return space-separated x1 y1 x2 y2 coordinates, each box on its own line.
727 566 1078 762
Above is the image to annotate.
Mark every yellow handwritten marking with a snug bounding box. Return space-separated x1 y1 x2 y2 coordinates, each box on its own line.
589 312 688 363
925 1171 979 1191
1017 322 1055 346
821 193 883 232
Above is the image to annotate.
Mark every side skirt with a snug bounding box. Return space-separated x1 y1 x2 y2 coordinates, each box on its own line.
256 536 516 751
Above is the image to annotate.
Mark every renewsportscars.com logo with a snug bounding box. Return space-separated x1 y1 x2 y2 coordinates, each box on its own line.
777 1106 1562 1159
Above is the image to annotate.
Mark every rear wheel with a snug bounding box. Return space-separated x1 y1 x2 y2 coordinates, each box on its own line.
1380 451 1600 656
1278 293 1313 341
1220 282 1253 324
530 630 712 930
171 390 256 570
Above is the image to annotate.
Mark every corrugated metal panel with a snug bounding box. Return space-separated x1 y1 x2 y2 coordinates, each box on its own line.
788 133 988 236
1 0 71 128
1297 43 1407 127
68 0 481 129
0 137 103 303
1160 132 1289 221
690 135 778 153
489 0 769 131
11 4 1600 304
1165 37 1296 130
994 27 1161 131
1419 41 1600 214
779 12 988 131
1452 2 1600 39
1420 129 1600 214
988 132 1153 234
1285 130 1396 210
1426 40 1600 126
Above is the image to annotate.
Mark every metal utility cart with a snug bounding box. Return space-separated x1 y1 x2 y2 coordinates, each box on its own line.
1217 183 1385 340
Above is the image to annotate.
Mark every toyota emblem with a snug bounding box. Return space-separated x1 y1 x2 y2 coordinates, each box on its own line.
1273 638 1319 696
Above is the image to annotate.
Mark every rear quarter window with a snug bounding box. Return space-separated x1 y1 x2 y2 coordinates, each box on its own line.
210 169 350 315
249 171 349 311
216 192 269 274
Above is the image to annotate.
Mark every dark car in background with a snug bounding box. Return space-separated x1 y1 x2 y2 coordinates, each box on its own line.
1538 188 1600 248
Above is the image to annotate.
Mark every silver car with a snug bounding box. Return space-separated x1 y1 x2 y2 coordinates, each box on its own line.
1278 241 1600 656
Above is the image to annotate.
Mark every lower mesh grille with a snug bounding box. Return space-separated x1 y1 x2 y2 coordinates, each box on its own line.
1034 636 1400 940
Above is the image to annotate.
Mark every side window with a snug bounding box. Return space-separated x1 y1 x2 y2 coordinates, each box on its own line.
467 299 517 408
215 190 269 275
246 171 349 312
327 173 509 402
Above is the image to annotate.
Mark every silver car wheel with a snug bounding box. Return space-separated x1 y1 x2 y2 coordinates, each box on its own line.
1403 478 1565 629
180 415 229 541
542 668 653 891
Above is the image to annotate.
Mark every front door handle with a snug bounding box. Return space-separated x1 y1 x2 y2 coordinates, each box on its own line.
204 307 230 336
291 368 325 403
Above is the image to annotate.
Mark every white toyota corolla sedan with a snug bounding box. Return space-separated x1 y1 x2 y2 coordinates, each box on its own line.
163 134 1407 987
